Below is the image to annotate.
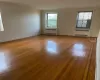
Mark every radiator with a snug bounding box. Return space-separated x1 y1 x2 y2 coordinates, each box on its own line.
75 34 88 37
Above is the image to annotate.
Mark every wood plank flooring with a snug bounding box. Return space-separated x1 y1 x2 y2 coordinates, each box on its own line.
0 36 96 80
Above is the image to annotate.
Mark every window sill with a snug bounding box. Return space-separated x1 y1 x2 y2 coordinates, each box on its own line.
76 28 90 31
45 28 57 30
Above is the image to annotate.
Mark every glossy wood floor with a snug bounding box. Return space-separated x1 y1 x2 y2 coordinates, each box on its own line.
0 36 96 80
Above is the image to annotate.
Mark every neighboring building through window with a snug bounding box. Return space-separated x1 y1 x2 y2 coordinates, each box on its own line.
0 12 4 31
76 12 93 30
45 13 57 29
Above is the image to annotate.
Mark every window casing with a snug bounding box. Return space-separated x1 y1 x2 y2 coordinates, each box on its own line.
76 12 93 30
45 13 57 29
0 12 4 31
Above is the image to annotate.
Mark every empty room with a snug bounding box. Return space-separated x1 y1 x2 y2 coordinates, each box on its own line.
0 0 100 80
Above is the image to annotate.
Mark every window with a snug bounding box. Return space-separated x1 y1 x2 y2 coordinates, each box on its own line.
76 12 93 30
0 12 4 31
46 13 57 29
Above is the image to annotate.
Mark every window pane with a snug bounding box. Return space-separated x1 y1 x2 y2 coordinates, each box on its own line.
84 13 89 20
48 20 57 28
83 12 92 20
78 12 92 20
47 14 57 28
78 12 84 20
88 12 92 19
77 20 83 27
48 14 57 20
82 20 87 27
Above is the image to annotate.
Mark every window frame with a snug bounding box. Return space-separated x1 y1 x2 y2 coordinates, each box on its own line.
45 12 58 29
0 12 4 31
76 11 93 30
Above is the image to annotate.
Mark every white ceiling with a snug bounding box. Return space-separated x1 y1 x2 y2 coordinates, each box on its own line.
1 0 100 9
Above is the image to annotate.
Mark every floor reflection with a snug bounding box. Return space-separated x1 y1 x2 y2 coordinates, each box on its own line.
72 43 85 57
0 52 8 72
45 40 58 54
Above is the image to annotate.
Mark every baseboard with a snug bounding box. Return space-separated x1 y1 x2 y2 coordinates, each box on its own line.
0 35 97 45
41 34 97 38
0 36 37 44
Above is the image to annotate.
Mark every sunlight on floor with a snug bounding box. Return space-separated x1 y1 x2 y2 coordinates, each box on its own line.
0 52 8 72
46 40 58 55
72 43 86 57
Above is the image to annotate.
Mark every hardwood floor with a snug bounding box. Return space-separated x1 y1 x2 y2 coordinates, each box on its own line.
0 36 96 80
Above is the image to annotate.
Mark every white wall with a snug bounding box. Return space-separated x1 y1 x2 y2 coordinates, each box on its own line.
96 31 100 80
41 8 100 37
0 2 40 42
